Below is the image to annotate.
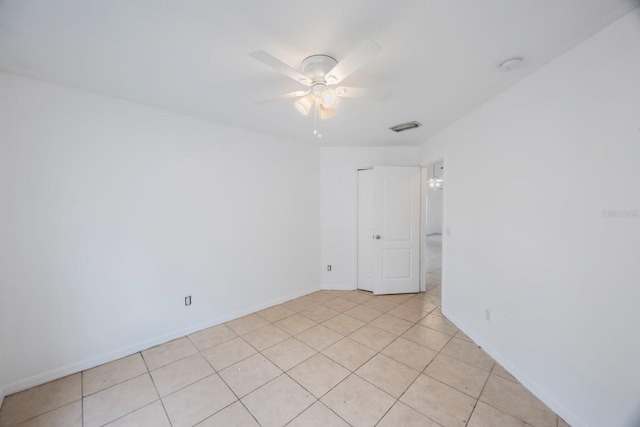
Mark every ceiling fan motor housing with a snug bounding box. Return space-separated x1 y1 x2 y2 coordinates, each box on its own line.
301 54 338 83
301 55 340 111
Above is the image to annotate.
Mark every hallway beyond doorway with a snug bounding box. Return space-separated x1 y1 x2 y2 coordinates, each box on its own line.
425 234 442 295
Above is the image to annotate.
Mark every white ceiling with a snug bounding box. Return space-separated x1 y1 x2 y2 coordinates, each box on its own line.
0 0 636 146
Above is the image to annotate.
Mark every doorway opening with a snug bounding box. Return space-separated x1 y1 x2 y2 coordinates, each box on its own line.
422 160 443 295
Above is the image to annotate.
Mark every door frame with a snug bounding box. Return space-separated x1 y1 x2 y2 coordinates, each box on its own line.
419 158 445 293
356 167 374 292
419 166 427 292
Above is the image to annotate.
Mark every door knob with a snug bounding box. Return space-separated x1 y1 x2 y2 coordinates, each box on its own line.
375 235 381 240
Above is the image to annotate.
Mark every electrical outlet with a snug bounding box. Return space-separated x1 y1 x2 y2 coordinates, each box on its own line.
185 296 192 306
327 265 332 272
446 227 451 236
485 309 491 321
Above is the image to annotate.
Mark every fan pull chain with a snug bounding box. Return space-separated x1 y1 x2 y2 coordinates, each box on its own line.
313 100 322 139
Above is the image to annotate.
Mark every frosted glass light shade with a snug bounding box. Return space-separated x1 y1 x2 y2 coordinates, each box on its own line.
295 94 315 115
320 90 338 109
319 105 335 120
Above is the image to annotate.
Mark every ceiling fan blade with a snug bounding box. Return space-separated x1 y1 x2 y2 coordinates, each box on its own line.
250 50 312 86
254 90 308 105
325 40 382 84
335 86 390 101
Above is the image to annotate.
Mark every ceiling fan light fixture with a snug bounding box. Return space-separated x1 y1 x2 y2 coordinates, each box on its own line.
320 89 339 109
318 104 335 120
428 162 444 191
250 39 385 135
295 93 315 115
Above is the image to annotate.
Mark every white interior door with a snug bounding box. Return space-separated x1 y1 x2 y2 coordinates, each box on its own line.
357 169 374 292
373 166 421 295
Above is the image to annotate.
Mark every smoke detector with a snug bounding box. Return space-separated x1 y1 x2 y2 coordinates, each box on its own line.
499 57 524 72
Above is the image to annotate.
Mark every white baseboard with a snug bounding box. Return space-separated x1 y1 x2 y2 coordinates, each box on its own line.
2 285 320 397
320 284 357 291
441 307 583 427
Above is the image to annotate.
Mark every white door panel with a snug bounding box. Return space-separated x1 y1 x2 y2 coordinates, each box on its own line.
382 177 412 241
382 248 412 279
373 166 420 295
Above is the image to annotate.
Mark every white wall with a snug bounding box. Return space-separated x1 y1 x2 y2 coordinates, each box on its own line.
420 9 640 427
0 260 5 406
0 72 320 398
320 147 420 290
425 188 443 235
0 348 5 407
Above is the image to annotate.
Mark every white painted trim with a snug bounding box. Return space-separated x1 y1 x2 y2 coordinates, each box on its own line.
441 307 583 427
440 156 447 307
419 167 427 293
354 168 370 290
2 285 320 397
320 284 357 291
355 168 373 292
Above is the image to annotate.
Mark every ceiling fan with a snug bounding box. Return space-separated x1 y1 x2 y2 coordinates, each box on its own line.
250 40 388 123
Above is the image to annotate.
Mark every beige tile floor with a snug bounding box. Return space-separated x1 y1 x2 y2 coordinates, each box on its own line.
0 236 569 426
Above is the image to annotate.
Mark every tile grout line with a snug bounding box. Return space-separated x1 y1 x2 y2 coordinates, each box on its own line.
369 302 450 426
138 348 174 427
80 370 84 427
196 329 267 426
326 289 536 427
233 291 422 426
148 376 174 426
216 304 321 421
82 368 158 426
470 391 541 427
81 356 149 398
404 291 486 423
3 397 83 427
102 400 167 427
197 345 262 427
279 291 446 426
280 371 353 427
409 289 545 426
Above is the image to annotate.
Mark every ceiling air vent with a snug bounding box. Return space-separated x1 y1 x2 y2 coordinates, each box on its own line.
390 121 422 133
